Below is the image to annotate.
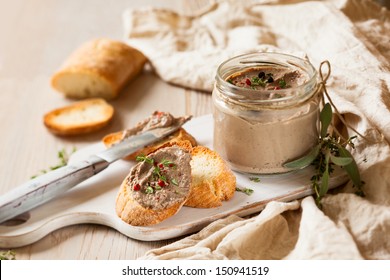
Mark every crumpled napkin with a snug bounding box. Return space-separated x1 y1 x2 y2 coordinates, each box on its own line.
123 0 390 259
123 0 306 91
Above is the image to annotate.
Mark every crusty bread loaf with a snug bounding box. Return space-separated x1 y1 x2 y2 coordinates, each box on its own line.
102 128 197 160
185 146 236 208
43 98 114 135
116 146 192 226
51 38 147 100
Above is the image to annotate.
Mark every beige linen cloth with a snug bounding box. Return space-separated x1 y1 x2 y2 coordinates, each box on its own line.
123 0 390 259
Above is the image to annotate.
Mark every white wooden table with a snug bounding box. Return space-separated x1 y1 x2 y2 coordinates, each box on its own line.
0 0 212 259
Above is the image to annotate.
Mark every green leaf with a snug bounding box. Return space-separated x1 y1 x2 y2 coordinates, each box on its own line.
320 103 332 138
236 187 254 196
145 186 154 194
319 151 330 197
330 154 353 166
161 159 176 167
136 155 154 165
31 148 76 179
0 250 16 260
279 79 287 88
249 177 261 183
337 144 363 188
319 169 329 197
283 144 321 169
171 178 179 186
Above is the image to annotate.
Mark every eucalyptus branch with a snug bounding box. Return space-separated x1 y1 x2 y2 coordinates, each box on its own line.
284 103 365 207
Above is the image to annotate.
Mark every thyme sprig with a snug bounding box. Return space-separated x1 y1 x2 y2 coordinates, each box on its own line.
31 147 77 179
236 187 254 196
0 250 16 260
136 154 154 165
284 103 365 207
249 177 261 183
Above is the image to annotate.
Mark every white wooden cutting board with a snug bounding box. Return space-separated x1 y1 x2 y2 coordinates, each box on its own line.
0 114 348 248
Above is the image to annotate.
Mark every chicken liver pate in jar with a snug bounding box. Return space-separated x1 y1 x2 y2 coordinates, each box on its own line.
212 52 321 174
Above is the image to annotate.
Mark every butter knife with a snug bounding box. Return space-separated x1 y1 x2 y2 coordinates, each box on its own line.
0 116 191 224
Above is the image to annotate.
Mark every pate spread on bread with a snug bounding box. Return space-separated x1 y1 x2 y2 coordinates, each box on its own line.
103 111 197 160
149 141 237 208
116 146 192 226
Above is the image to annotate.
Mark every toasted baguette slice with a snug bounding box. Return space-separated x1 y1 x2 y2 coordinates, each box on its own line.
153 139 194 153
51 38 147 100
116 146 192 226
185 146 236 208
103 128 197 160
43 98 114 135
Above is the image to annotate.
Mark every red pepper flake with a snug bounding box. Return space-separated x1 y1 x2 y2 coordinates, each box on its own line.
245 78 251 86
169 163 174 167
158 180 166 187
159 163 164 168
274 86 281 90
133 184 141 191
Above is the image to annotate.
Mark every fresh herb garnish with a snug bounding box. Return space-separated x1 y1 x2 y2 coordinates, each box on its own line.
160 159 176 168
236 187 254 196
251 72 277 88
0 250 16 260
136 155 179 191
145 186 154 194
31 147 77 179
278 79 287 88
171 178 179 186
136 155 154 165
250 76 266 87
284 103 364 207
249 177 261 183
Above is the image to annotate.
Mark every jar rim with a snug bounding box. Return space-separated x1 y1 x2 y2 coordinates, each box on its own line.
215 52 319 108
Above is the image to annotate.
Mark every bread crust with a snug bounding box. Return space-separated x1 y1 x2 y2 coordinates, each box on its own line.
51 38 147 99
185 146 236 208
43 98 114 135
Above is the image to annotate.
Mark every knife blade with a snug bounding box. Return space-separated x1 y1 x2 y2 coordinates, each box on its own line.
0 116 191 224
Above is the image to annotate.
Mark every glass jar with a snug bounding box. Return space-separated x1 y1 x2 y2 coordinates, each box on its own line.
212 52 321 174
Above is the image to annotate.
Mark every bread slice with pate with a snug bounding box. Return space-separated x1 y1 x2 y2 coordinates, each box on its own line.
116 146 192 226
143 141 237 208
43 98 114 135
102 111 197 160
